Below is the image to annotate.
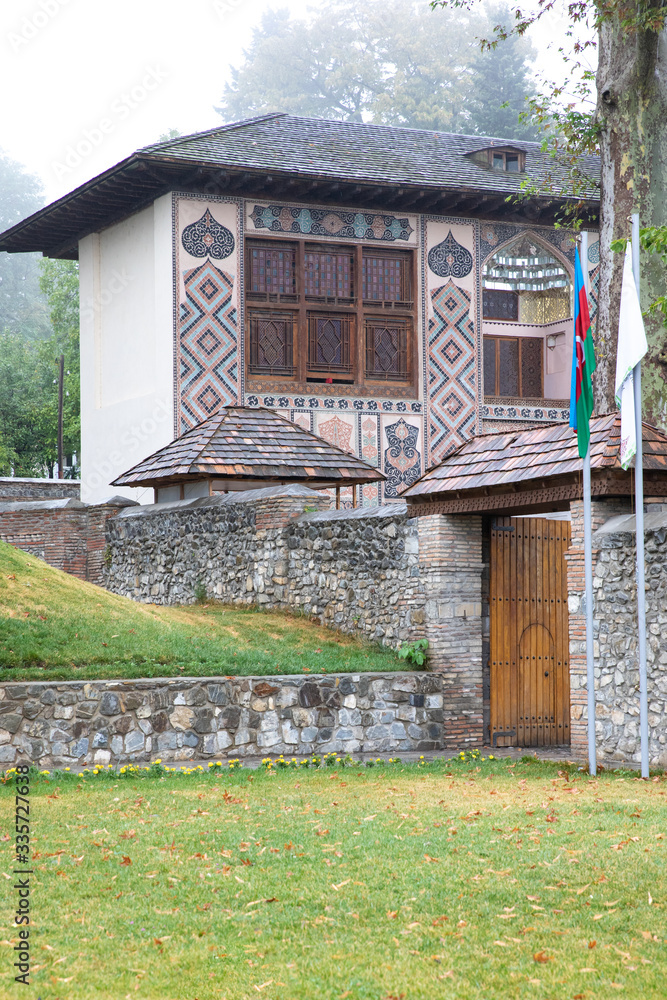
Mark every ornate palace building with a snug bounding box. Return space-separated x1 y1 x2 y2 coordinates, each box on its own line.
0 114 599 503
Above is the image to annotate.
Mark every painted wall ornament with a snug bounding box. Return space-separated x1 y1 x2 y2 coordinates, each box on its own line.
383 418 421 497
250 204 414 243
181 208 235 260
427 230 473 279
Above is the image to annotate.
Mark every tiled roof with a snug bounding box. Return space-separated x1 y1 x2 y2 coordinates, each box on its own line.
0 113 599 259
139 113 600 200
404 414 667 498
112 406 384 488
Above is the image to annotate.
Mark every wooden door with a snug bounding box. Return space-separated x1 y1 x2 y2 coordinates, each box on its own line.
490 516 571 747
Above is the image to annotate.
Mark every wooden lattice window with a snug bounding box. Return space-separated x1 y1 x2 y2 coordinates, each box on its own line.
362 252 411 303
248 311 295 376
248 244 297 299
365 319 409 380
307 314 352 374
304 247 354 300
483 288 519 321
484 335 543 398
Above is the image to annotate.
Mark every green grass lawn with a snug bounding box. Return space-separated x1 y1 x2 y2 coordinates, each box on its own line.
0 541 401 680
1 757 666 999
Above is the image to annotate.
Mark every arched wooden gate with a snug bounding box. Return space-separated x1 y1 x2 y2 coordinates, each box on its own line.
489 516 571 747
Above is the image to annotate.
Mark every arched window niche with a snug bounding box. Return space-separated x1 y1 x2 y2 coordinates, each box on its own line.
482 234 573 402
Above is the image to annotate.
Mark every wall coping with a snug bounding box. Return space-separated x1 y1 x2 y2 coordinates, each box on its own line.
113 483 326 520
594 509 667 537
294 502 408 525
0 477 81 485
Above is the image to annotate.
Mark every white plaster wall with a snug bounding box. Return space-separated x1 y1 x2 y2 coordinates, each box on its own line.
79 193 174 504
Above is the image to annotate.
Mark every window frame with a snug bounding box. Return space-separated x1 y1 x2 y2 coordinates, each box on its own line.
245 236 417 393
484 334 544 399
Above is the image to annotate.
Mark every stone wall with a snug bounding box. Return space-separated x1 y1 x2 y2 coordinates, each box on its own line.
567 501 667 768
104 486 426 649
0 496 135 585
0 477 80 502
0 673 445 769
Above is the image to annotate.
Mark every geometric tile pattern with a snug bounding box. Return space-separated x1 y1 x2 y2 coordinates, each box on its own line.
427 281 476 465
178 261 239 432
588 262 600 338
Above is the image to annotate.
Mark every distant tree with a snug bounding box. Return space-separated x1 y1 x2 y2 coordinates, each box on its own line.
0 260 79 477
466 5 540 139
217 0 538 137
0 149 50 341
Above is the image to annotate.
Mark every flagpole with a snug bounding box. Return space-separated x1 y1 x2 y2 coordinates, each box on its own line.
631 213 650 778
580 230 596 776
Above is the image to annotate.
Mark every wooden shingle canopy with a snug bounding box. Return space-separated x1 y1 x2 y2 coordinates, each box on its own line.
112 406 384 492
403 414 667 516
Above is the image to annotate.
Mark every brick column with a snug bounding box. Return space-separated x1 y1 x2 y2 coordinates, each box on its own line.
418 513 484 748
566 497 632 759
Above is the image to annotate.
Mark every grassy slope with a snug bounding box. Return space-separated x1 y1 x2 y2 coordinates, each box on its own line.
0 541 401 680
0 759 666 999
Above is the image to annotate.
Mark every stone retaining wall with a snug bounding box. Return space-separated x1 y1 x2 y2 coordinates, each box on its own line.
0 672 445 769
0 477 80 502
568 501 667 768
104 486 426 649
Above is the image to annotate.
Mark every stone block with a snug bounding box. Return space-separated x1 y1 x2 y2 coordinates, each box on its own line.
92 731 108 748
0 744 16 763
137 705 152 719
182 730 199 748
124 730 145 754
170 706 195 731
425 694 443 709
234 729 251 745
343 694 356 709
158 732 178 751
71 737 89 758
257 730 280 748
114 716 132 734
152 711 169 733
94 750 111 765
207 684 228 706
299 683 321 708
99 693 121 716
300 726 318 743
1 714 22 734
216 731 233 751
251 698 268 712
40 690 56 705
22 700 41 720
292 708 316 728
110 736 123 755
76 701 98 720
275 687 298 709
396 705 416 723
138 718 153 735
0 729 10 745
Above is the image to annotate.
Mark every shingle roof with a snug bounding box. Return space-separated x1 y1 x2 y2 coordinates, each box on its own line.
403 414 667 499
112 406 384 489
0 113 600 259
139 113 600 200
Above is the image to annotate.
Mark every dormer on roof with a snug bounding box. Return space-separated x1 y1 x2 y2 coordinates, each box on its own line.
466 144 526 173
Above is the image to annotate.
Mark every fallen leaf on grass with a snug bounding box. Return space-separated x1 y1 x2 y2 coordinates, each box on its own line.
533 951 552 963
315 829 330 837
254 981 273 992
120 856 131 866
424 854 439 863
332 879 351 891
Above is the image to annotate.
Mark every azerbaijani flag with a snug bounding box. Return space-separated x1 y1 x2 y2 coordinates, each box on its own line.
569 248 596 458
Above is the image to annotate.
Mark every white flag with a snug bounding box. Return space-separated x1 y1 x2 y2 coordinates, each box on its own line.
615 243 648 469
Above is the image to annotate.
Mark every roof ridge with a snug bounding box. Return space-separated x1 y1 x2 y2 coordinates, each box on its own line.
139 114 287 153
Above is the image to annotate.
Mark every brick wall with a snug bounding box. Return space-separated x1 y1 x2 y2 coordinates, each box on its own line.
0 498 134 584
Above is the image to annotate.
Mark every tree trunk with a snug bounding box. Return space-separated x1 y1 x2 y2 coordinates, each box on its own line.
595 18 667 425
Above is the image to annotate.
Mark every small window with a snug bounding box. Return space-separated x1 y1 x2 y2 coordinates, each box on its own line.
483 289 519 321
247 243 297 300
468 147 526 173
362 251 411 302
307 314 352 375
484 335 543 398
365 318 409 381
305 247 354 300
248 311 295 376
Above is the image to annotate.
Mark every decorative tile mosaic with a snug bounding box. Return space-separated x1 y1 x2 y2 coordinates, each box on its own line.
481 403 570 422
179 261 239 431
249 203 415 243
383 417 422 498
588 239 600 265
427 230 473 278
427 281 476 465
182 209 235 260
245 394 421 414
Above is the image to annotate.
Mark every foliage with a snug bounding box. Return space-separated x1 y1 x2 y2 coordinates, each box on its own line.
1 762 664 998
0 259 79 476
397 637 429 666
0 541 402 678
217 0 540 139
611 226 667 331
0 148 50 341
